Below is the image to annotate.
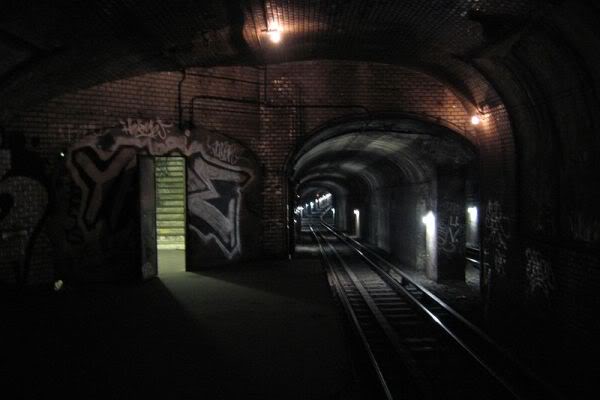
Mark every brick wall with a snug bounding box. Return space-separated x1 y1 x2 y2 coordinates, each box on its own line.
2 60 487 283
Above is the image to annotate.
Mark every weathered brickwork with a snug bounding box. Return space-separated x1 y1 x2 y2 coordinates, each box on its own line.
2 61 479 278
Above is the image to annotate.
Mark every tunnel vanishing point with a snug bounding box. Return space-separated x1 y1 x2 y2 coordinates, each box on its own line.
1 1 599 399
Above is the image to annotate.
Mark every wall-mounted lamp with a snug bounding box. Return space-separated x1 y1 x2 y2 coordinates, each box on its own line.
263 24 282 44
467 206 478 221
59 151 65 158
470 115 481 125
422 211 435 227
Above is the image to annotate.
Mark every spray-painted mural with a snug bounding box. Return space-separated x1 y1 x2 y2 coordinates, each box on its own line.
0 133 50 286
58 118 260 281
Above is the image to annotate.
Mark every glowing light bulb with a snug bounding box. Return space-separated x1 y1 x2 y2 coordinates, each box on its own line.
268 29 281 43
467 206 478 221
422 211 435 227
471 115 481 125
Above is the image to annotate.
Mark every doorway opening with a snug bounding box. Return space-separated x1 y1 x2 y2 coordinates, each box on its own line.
155 156 186 274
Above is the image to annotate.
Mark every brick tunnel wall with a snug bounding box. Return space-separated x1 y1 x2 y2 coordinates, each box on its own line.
2 61 474 281
2 56 597 361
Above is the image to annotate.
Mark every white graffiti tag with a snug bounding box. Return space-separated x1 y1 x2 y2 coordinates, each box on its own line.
119 118 173 141
438 215 462 253
207 139 242 165
525 248 554 299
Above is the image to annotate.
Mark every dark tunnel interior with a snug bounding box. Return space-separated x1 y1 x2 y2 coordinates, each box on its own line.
1 1 600 398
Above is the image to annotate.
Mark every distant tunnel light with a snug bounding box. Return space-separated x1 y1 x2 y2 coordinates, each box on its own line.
467 206 478 221
353 209 360 216
422 211 435 227
471 115 481 125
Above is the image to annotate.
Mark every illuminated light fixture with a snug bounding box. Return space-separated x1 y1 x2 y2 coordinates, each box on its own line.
471 115 481 125
263 25 282 44
422 211 435 226
310 202 314 206
60 151 65 157
467 206 478 220
353 209 360 216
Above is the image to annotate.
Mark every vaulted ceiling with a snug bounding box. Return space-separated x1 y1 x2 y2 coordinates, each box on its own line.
0 0 548 118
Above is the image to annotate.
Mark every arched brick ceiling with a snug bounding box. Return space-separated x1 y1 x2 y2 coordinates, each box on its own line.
0 0 542 118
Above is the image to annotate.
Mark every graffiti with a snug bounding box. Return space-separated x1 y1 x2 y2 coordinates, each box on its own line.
438 214 462 253
187 156 251 259
568 213 600 244
207 138 242 165
119 118 173 141
65 120 257 265
0 132 50 286
525 248 554 299
485 200 509 276
69 147 138 232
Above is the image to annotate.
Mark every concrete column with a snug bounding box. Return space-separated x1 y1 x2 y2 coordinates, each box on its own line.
436 167 466 281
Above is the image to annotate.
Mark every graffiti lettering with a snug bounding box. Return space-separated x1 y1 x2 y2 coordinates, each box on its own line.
119 118 173 141
65 123 257 263
438 215 462 253
207 138 242 165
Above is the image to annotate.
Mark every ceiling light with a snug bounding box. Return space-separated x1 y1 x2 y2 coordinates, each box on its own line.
267 29 281 44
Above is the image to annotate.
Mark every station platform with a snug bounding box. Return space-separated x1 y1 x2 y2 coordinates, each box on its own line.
4 253 360 399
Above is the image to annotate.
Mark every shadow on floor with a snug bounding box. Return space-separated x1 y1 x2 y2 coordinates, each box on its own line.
5 278 230 398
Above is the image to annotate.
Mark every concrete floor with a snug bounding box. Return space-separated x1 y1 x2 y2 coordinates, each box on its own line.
4 253 359 399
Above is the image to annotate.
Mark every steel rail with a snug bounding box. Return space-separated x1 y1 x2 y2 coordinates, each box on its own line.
319 229 434 400
321 222 563 400
309 226 394 400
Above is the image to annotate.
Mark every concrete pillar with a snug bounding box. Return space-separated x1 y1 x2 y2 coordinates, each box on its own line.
436 167 466 281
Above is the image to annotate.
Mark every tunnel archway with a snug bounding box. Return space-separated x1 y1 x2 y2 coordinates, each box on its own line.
287 114 479 283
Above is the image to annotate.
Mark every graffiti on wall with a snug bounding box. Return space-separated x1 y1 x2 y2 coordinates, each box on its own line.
525 247 554 299
437 202 463 254
64 118 257 267
69 146 138 234
484 200 509 276
0 133 49 286
207 138 242 165
119 118 173 141
187 154 252 259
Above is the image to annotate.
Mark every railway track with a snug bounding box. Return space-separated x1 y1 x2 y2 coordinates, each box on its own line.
310 223 561 400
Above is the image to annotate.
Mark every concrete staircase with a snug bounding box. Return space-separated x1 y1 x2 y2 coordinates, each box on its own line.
156 157 186 250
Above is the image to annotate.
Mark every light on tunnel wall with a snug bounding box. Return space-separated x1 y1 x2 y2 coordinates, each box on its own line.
422 211 435 227
59 151 65 157
470 115 481 125
353 209 360 237
467 206 478 221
